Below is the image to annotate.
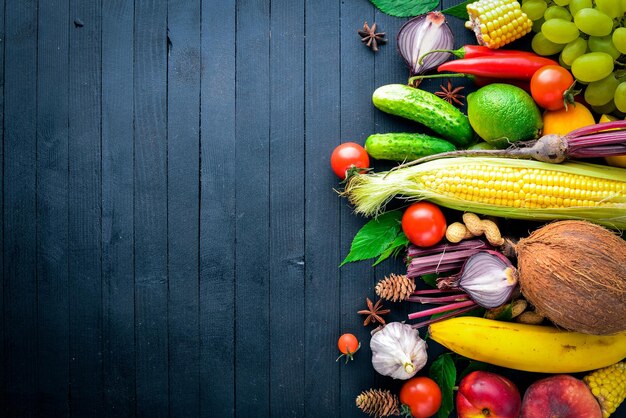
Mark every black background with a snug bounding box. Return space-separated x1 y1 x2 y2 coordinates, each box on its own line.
1 0 624 416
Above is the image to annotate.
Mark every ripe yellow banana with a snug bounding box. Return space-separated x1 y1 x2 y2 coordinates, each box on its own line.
429 317 626 373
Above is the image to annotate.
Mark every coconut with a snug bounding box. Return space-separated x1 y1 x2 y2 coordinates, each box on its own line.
514 220 626 335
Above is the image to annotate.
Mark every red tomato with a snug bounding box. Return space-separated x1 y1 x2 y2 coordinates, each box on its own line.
530 65 576 111
337 333 359 354
336 333 360 363
400 377 442 418
330 142 369 179
401 202 446 247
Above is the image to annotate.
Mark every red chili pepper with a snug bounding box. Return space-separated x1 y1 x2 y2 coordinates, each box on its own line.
447 45 536 59
437 55 559 80
418 45 534 64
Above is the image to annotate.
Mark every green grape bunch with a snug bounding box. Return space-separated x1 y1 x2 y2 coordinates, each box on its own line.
522 0 626 115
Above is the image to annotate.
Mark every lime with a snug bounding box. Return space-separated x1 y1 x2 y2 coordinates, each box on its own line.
467 84 543 148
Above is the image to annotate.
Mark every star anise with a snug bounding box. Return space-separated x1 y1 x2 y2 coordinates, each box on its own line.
435 80 465 106
358 22 386 52
358 298 391 326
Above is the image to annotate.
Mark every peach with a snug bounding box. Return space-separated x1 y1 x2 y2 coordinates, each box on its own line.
520 375 602 418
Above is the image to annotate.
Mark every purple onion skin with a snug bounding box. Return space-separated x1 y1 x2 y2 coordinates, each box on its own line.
439 250 518 309
397 12 454 76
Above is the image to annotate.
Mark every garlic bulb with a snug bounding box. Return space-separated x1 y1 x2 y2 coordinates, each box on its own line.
370 322 427 380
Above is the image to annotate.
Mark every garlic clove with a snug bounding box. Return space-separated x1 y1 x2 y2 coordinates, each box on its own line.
404 362 416 374
370 322 428 380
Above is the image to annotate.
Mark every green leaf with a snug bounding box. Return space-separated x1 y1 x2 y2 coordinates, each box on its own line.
372 232 409 266
370 0 440 17
340 211 403 267
460 306 486 318
441 0 476 20
429 353 456 418
420 273 439 288
459 360 491 381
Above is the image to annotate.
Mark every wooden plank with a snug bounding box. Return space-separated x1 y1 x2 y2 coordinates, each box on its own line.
339 3 379 416
198 1 236 415
167 1 200 415
268 0 305 416
68 0 103 414
0 0 5 407
371 7 416 395
36 0 70 414
3 0 38 414
234 0 271 415
101 0 135 415
303 0 342 416
134 0 168 416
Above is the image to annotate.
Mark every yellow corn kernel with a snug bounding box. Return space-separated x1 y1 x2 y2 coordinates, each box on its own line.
419 163 625 211
466 0 532 49
584 362 626 418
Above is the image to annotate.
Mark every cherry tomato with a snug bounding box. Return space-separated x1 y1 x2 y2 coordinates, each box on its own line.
400 377 442 418
401 202 446 247
530 65 576 111
336 333 360 363
330 142 369 179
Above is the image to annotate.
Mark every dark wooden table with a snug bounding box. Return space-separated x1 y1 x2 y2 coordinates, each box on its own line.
2 0 624 417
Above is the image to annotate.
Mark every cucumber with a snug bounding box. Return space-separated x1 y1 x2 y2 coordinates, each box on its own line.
372 84 474 147
365 133 456 161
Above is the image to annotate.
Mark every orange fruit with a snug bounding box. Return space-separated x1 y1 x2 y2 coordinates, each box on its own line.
542 103 596 136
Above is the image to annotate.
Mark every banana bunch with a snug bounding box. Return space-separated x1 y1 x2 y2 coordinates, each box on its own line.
429 317 626 373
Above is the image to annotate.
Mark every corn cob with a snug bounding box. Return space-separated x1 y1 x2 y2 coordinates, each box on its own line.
584 361 626 418
341 157 626 229
465 0 533 49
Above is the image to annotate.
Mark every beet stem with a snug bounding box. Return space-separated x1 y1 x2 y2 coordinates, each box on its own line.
407 239 491 258
566 120 626 138
407 294 470 304
410 304 478 329
567 130 626 150
407 247 494 277
409 248 491 266
407 299 476 320
571 145 626 158
412 288 462 295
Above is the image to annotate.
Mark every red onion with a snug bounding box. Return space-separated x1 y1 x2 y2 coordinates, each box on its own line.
443 250 519 309
397 12 454 76
408 251 518 328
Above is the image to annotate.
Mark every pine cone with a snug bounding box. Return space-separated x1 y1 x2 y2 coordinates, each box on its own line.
356 389 400 417
375 273 415 302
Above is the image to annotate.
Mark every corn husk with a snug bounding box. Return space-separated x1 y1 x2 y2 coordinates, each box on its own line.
341 157 626 229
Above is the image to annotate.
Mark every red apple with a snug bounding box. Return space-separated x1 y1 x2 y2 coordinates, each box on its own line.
456 371 522 418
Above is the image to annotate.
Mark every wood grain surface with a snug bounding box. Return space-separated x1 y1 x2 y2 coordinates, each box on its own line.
1 0 624 417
